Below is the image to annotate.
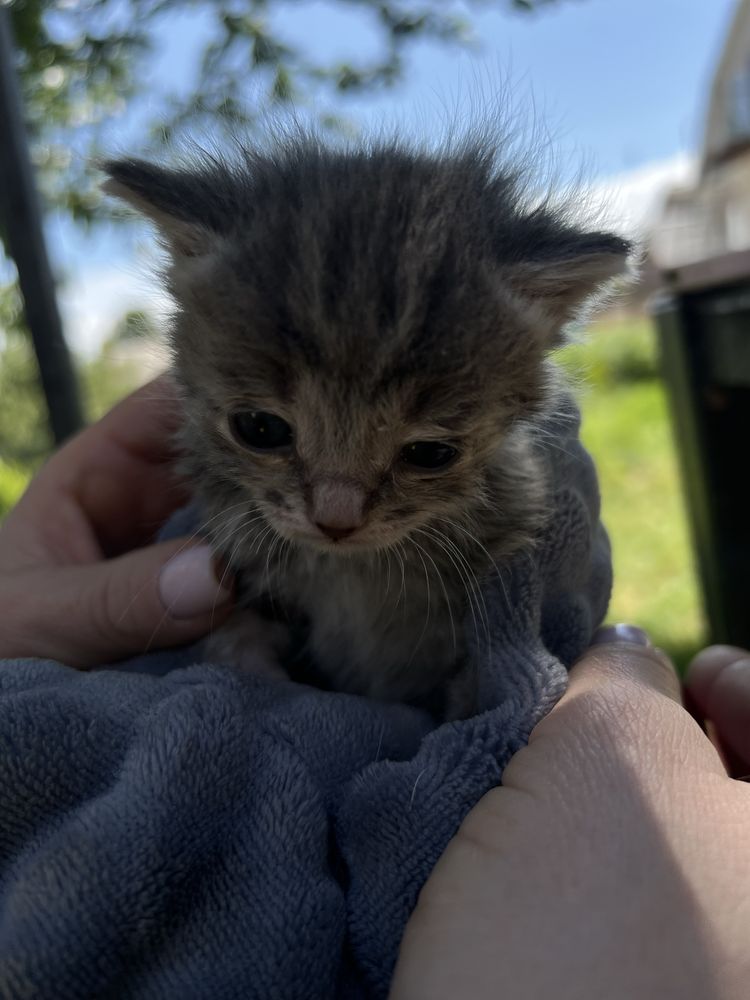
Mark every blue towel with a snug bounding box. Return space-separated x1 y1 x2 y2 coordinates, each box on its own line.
0 402 610 999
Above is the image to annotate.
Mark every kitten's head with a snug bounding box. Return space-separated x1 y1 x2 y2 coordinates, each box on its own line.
103 139 630 556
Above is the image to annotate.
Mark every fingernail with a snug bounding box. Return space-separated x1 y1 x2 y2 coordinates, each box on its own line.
592 623 651 647
158 544 234 620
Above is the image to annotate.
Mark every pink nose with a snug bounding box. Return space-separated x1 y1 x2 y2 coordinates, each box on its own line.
309 478 366 542
315 521 357 541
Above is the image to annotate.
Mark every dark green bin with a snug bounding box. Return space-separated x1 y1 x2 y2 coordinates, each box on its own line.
651 249 750 648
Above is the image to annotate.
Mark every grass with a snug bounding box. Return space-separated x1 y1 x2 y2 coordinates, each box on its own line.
559 316 706 669
0 338 145 517
0 457 30 515
0 315 706 667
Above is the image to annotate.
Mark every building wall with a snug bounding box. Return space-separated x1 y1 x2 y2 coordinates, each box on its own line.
653 150 750 266
704 0 750 166
653 1 750 268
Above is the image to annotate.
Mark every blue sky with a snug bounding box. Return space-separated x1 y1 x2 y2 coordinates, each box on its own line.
265 0 738 175
119 0 739 175
43 0 741 352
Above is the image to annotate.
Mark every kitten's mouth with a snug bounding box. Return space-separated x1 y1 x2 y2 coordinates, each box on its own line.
296 525 392 555
300 531 371 553
268 512 397 555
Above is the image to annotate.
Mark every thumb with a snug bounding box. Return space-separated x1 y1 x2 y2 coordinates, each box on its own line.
564 623 682 706
525 623 685 758
25 540 235 667
503 623 726 812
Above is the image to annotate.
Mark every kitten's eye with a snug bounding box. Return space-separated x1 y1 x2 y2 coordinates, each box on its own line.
230 411 293 452
400 441 458 470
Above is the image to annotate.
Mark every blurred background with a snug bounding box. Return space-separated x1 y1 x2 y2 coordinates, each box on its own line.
3 0 749 667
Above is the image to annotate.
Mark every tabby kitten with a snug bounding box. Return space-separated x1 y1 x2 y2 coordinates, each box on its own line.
104 136 629 713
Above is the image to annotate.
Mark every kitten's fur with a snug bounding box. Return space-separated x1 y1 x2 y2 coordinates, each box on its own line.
104 135 629 714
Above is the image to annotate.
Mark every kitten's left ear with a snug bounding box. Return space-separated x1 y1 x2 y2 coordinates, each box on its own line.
506 228 632 325
101 157 235 258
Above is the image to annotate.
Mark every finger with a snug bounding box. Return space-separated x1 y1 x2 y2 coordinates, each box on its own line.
14 375 189 558
2 540 235 666
685 645 750 708
56 373 187 549
54 372 183 470
565 624 682 706
523 625 727 781
686 646 750 773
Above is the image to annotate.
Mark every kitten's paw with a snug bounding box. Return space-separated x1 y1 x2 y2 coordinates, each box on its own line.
204 610 291 681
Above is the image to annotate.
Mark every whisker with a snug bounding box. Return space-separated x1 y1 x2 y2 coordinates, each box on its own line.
142 516 262 654
438 515 510 617
410 532 457 659
281 533 295 582
395 540 407 619
264 529 287 615
210 513 266 562
408 768 427 810
403 537 432 668
115 500 259 631
418 525 484 656
376 541 408 634
380 547 393 609
208 513 270 630
430 522 491 623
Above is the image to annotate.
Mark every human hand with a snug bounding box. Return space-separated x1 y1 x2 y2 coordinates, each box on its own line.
0 376 234 666
391 629 750 1000
685 644 750 778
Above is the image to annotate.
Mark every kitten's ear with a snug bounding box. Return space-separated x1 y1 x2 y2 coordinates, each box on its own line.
101 158 234 258
506 228 632 324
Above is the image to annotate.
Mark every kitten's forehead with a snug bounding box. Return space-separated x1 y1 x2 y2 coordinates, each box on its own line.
207 153 502 362
159 141 628 418
107 140 630 358
290 362 492 446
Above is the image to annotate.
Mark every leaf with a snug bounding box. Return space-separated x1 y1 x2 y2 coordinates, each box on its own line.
271 66 292 101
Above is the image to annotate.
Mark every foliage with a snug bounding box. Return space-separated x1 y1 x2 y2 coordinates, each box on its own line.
2 0 568 418
0 457 29 514
2 0 569 496
565 317 706 670
0 328 146 516
0 314 707 667
6 0 553 231
0 331 52 466
557 314 659 387
83 335 158 417
110 309 160 343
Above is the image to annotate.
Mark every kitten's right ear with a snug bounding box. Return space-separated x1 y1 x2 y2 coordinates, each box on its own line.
101 158 234 258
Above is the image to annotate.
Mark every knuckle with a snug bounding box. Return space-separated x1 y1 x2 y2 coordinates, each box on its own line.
573 679 687 757
588 643 680 700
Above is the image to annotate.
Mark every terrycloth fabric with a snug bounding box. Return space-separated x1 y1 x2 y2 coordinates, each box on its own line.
0 401 610 1000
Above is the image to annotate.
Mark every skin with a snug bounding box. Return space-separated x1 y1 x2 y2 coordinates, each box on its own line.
392 641 750 999
2 378 749 996
0 375 234 665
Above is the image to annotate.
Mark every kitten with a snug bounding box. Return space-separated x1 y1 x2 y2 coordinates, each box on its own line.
103 135 629 714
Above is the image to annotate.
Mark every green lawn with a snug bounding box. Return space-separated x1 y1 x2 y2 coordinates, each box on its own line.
0 316 706 666
0 457 29 516
559 317 706 668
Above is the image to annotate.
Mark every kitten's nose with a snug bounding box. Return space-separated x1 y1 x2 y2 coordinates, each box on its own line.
315 521 357 541
309 478 366 542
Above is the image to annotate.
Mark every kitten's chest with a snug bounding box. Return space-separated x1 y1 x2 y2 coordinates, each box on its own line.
249 549 469 703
